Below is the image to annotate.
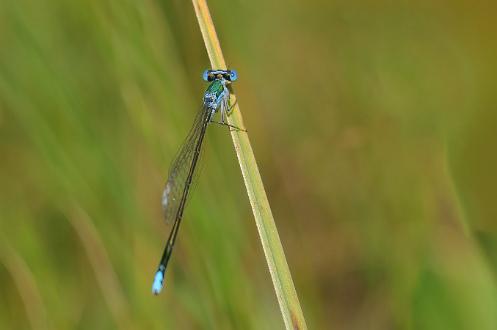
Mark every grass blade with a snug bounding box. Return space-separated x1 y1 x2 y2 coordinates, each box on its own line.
191 1 308 328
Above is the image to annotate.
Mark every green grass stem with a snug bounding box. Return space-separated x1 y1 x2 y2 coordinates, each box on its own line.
191 1 308 329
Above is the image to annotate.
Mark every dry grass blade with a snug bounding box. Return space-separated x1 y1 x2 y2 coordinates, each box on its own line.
0 240 47 330
68 206 133 330
191 1 308 329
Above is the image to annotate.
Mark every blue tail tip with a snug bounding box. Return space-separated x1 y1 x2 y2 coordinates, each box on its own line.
152 271 164 295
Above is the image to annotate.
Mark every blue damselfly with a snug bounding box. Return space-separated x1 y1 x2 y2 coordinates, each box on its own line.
152 69 241 295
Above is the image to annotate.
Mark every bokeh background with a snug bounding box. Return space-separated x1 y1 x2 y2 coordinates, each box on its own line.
1 0 497 329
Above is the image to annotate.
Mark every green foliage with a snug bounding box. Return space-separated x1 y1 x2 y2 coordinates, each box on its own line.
1 0 496 329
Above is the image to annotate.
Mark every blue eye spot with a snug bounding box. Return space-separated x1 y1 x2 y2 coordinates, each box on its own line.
229 70 238 81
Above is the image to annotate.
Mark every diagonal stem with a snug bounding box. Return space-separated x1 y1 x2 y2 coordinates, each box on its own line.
191 1 308 329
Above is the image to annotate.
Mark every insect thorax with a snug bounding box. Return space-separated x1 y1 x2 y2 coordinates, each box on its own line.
203 80 226 109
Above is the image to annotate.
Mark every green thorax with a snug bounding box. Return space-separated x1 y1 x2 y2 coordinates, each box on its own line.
205 79 225 98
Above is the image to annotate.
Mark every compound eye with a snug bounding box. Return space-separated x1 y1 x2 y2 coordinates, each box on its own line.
203 70 216 81
228 70 237 81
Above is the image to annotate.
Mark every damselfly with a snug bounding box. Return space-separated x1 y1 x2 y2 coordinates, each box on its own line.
152 69 241 295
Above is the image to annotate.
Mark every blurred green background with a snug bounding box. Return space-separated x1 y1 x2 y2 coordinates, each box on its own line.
1 0 497 329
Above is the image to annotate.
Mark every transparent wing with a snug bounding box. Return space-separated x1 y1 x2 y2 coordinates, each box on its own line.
162 105 211 224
